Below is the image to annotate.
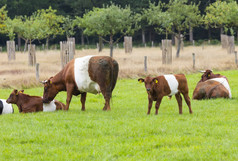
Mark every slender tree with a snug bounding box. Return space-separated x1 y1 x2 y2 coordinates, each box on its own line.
77 4 140 57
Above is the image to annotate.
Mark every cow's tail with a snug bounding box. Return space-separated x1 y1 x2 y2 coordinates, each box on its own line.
108 59 119 106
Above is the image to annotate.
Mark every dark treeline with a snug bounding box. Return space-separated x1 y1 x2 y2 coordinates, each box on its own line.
0 0 237 47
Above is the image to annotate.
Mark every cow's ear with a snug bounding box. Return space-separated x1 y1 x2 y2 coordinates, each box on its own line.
19 90 24 93
14 89 18 95
152 78 158 84
138 78 144 83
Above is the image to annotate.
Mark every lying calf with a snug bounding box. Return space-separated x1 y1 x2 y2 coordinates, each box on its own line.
138 74 193 115
6 89 66 113
0 99 14 114
193 78 231 100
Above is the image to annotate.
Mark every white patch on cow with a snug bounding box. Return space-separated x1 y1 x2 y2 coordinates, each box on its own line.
74 55 100 94
209 78 232 98
0 99 14 114
43 100 56 112
163 75 179 96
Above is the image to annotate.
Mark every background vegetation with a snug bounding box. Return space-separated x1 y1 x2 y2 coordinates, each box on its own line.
0 70 237 160
0 0 238 47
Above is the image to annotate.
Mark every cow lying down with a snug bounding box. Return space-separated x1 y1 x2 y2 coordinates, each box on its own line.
0 99 14 115
138 74 193 115
192 70 231 100
6 89 66 113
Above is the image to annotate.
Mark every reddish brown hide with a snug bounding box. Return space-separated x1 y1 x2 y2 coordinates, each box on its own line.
42 56 119 111
193 80 229 100
6 89 65 113
138 74 193 115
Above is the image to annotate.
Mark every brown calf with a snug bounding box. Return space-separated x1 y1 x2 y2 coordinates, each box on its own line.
138 74 193 115
6 89 66 113
199 69 227 83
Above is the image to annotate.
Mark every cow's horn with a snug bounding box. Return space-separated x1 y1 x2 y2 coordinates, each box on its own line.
199 70 205 73
40 80 47 84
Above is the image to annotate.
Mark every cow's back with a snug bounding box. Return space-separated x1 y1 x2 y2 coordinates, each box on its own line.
209 78 232 98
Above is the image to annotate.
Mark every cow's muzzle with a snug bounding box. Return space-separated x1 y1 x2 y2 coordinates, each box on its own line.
42 98 50 103
147 88 151 91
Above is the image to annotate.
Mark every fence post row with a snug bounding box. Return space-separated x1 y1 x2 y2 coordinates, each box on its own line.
144 56 147 72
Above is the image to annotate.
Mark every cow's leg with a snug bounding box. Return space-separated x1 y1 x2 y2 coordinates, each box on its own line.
103 97 111 111
155 97 162 115
175 93 183 114
81 92 87 111
65 84 74 110
147 98 153 115
182 93 193 114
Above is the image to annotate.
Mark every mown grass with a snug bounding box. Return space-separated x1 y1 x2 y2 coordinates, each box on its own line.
0 70 237 160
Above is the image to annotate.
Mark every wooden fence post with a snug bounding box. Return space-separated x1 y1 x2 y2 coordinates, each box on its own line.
0 47 2 52
162 39 172 64
36 63 40 82
227 36 235 54
192 53 195 69
221 34 228 49
67 37 75 55
124 36 132 53
144 56 147 72
7 41 16 61
28 44 36 66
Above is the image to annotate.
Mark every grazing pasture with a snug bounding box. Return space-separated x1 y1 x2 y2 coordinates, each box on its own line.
0 70 237 160
0 45 237 88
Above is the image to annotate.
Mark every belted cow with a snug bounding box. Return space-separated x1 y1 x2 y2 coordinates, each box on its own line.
138 74 193 115
42 55 119 111
0 99 14 115
192 70 232 100
6 89 66 113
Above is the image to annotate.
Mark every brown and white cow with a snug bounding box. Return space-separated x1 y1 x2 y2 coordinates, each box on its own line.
193 70 231 100
138 74 193 115
6 89 66 113
42 55 119 111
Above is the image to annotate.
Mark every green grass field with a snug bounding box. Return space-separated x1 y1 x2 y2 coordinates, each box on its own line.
0 70 237 161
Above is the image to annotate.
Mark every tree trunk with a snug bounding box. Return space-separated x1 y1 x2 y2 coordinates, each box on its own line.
110 35 113 57
208 27 211 40
81 30 84 46
99 36 103 52
18 34 21 51
142 29 145 45
189 25 193 42
220 27 224 35
237 31 238 42
176 32 181 58
172 26 175 45
46 38 49 50
24 39 28 53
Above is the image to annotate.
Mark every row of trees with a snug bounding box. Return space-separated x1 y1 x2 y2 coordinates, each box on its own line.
0 0 238 57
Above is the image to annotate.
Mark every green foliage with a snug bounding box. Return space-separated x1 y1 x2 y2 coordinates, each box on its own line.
204 0 238 35
0 70 237 160
62 16 76 38
0 5 8 34
78 4 140 43
36 6 64 39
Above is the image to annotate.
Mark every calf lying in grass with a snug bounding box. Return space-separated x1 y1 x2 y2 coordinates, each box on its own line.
6 89 66 113
138 74 193 115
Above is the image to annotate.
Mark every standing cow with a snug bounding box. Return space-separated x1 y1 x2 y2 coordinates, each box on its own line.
0 99 14 115
193 70 231 99
6 89 66 113
42 55 119 111
138 74 193 115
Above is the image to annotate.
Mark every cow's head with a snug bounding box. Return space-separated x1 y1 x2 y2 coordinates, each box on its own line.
138 77 158 93
41 77 58 103
200 69 214 82
6 89 24 104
